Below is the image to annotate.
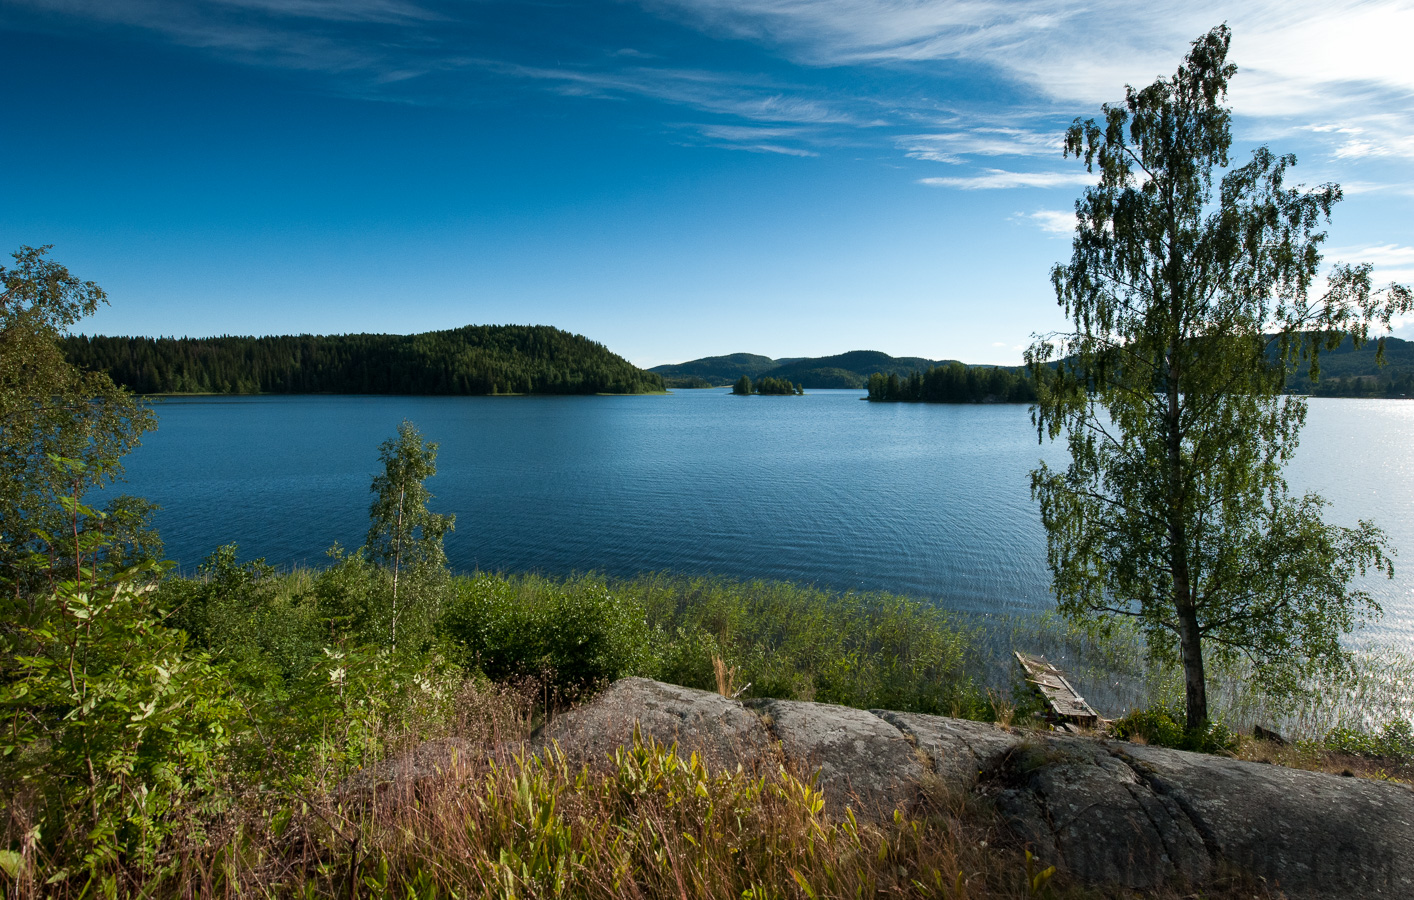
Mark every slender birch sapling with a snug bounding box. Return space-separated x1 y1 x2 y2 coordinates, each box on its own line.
365 420 454 650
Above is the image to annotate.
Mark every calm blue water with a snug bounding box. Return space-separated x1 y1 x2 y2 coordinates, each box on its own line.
109 391 1414 649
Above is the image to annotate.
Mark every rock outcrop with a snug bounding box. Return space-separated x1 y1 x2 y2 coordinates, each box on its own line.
530 678 1414 899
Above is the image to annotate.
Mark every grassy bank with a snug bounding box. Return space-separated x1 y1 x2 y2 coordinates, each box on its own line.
4 557 1410 897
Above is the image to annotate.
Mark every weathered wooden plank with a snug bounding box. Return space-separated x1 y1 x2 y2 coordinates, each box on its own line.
1015 651 1101 726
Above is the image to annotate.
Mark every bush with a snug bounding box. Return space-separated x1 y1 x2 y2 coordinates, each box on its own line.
1321 719 1414 760
163 544 327 688
438 574 656 699
1 506 237 882
626 575 989 717
1110 705 1237 754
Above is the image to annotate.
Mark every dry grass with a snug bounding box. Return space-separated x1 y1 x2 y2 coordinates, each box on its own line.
143 737 1282 900
1232 736 1414 784
3 676 1285 900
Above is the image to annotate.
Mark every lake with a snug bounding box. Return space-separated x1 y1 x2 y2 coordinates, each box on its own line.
110 390 1414 651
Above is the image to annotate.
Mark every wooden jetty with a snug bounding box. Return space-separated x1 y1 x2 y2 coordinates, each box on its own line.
1014 651 1101 728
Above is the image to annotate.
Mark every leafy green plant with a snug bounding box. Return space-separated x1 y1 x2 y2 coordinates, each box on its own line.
366 421 455 651
0 465 236 885
1110 705 1236 755
438 575 656 699
1320 719 1414 761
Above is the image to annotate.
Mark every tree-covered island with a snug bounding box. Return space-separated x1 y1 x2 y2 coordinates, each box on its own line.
62 324 666 395
732 374 804 395
866 363 1037 403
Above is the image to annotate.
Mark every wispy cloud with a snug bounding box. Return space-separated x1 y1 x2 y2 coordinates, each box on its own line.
692 123 820 155
1325 244 1414 287
900 127 1060 163
208 0 443 24
1012 208 1076 234
920 170 1094 190
12 0 1414 170
642 0 1414 111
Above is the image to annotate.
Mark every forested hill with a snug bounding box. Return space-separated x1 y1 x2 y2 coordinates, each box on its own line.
1281 334 1414 398
651 349 960 389
62 325 666 395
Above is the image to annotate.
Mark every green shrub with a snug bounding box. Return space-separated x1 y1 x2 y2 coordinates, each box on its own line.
1 494 237 882
163 544 328 688
1321 719 1414 760
438 574 656 698
1110 705 1237 754
655 625 722 692
623 575 989 717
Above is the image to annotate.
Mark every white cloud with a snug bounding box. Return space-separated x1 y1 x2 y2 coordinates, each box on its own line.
643 0 1414 155
1012 208 1076 234
1329 244 1414 268
16 0 1414 167
484 60 868 127
920 169 1094 190
1324 244 1414 287
900 127 1060 163
691 123 821 155
646 1 1414 105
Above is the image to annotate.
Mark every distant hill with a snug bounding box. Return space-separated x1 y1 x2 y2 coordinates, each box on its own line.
649 353 779 386
1282 334 1414 397
652 350 964 389
63 325 666 396
654 336 1414 396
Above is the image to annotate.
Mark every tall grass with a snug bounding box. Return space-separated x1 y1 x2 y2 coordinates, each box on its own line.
8 559 1385 897
435 571 992 719
987 610 1414 739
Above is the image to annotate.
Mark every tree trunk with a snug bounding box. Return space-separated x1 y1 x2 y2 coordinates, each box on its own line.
1176 596 1208 729
1166 325 1208 732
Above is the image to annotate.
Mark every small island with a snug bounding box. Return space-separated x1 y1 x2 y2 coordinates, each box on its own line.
732 374 803 395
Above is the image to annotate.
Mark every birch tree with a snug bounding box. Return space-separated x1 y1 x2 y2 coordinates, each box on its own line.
1027 26 1411 731
365 420 454 650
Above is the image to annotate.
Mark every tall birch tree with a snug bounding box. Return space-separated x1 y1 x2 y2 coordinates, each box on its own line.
1027 26 1412 731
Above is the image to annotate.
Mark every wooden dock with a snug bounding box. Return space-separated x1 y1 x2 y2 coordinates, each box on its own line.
1014 652 1101 728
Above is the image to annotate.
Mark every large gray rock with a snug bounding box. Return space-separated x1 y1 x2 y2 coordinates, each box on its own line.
534 677 775 773
1122 742 1414 899
873 709 1019 787
504 678 1414 899
748 697 928 816
988 736 1212 890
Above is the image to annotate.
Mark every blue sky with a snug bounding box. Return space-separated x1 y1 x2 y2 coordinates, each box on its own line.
3 0 1412 367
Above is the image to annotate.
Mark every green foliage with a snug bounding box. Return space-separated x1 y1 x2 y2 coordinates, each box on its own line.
1281 334 1414 397
0 246 156 594
732 375 804 395
1320 720 1414 761
867 363 1037 403
1026 26 1410 730
366 421 455 651
433 572 988 716
0 249 227 881
655 350 961 389
661 374 716 388
61 324 666 395
0 481 235 882
439 574 656 699
1110 706 1236 755
650 352 777 385
752 375 804 395
626 574 989 716
162 544 327 688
